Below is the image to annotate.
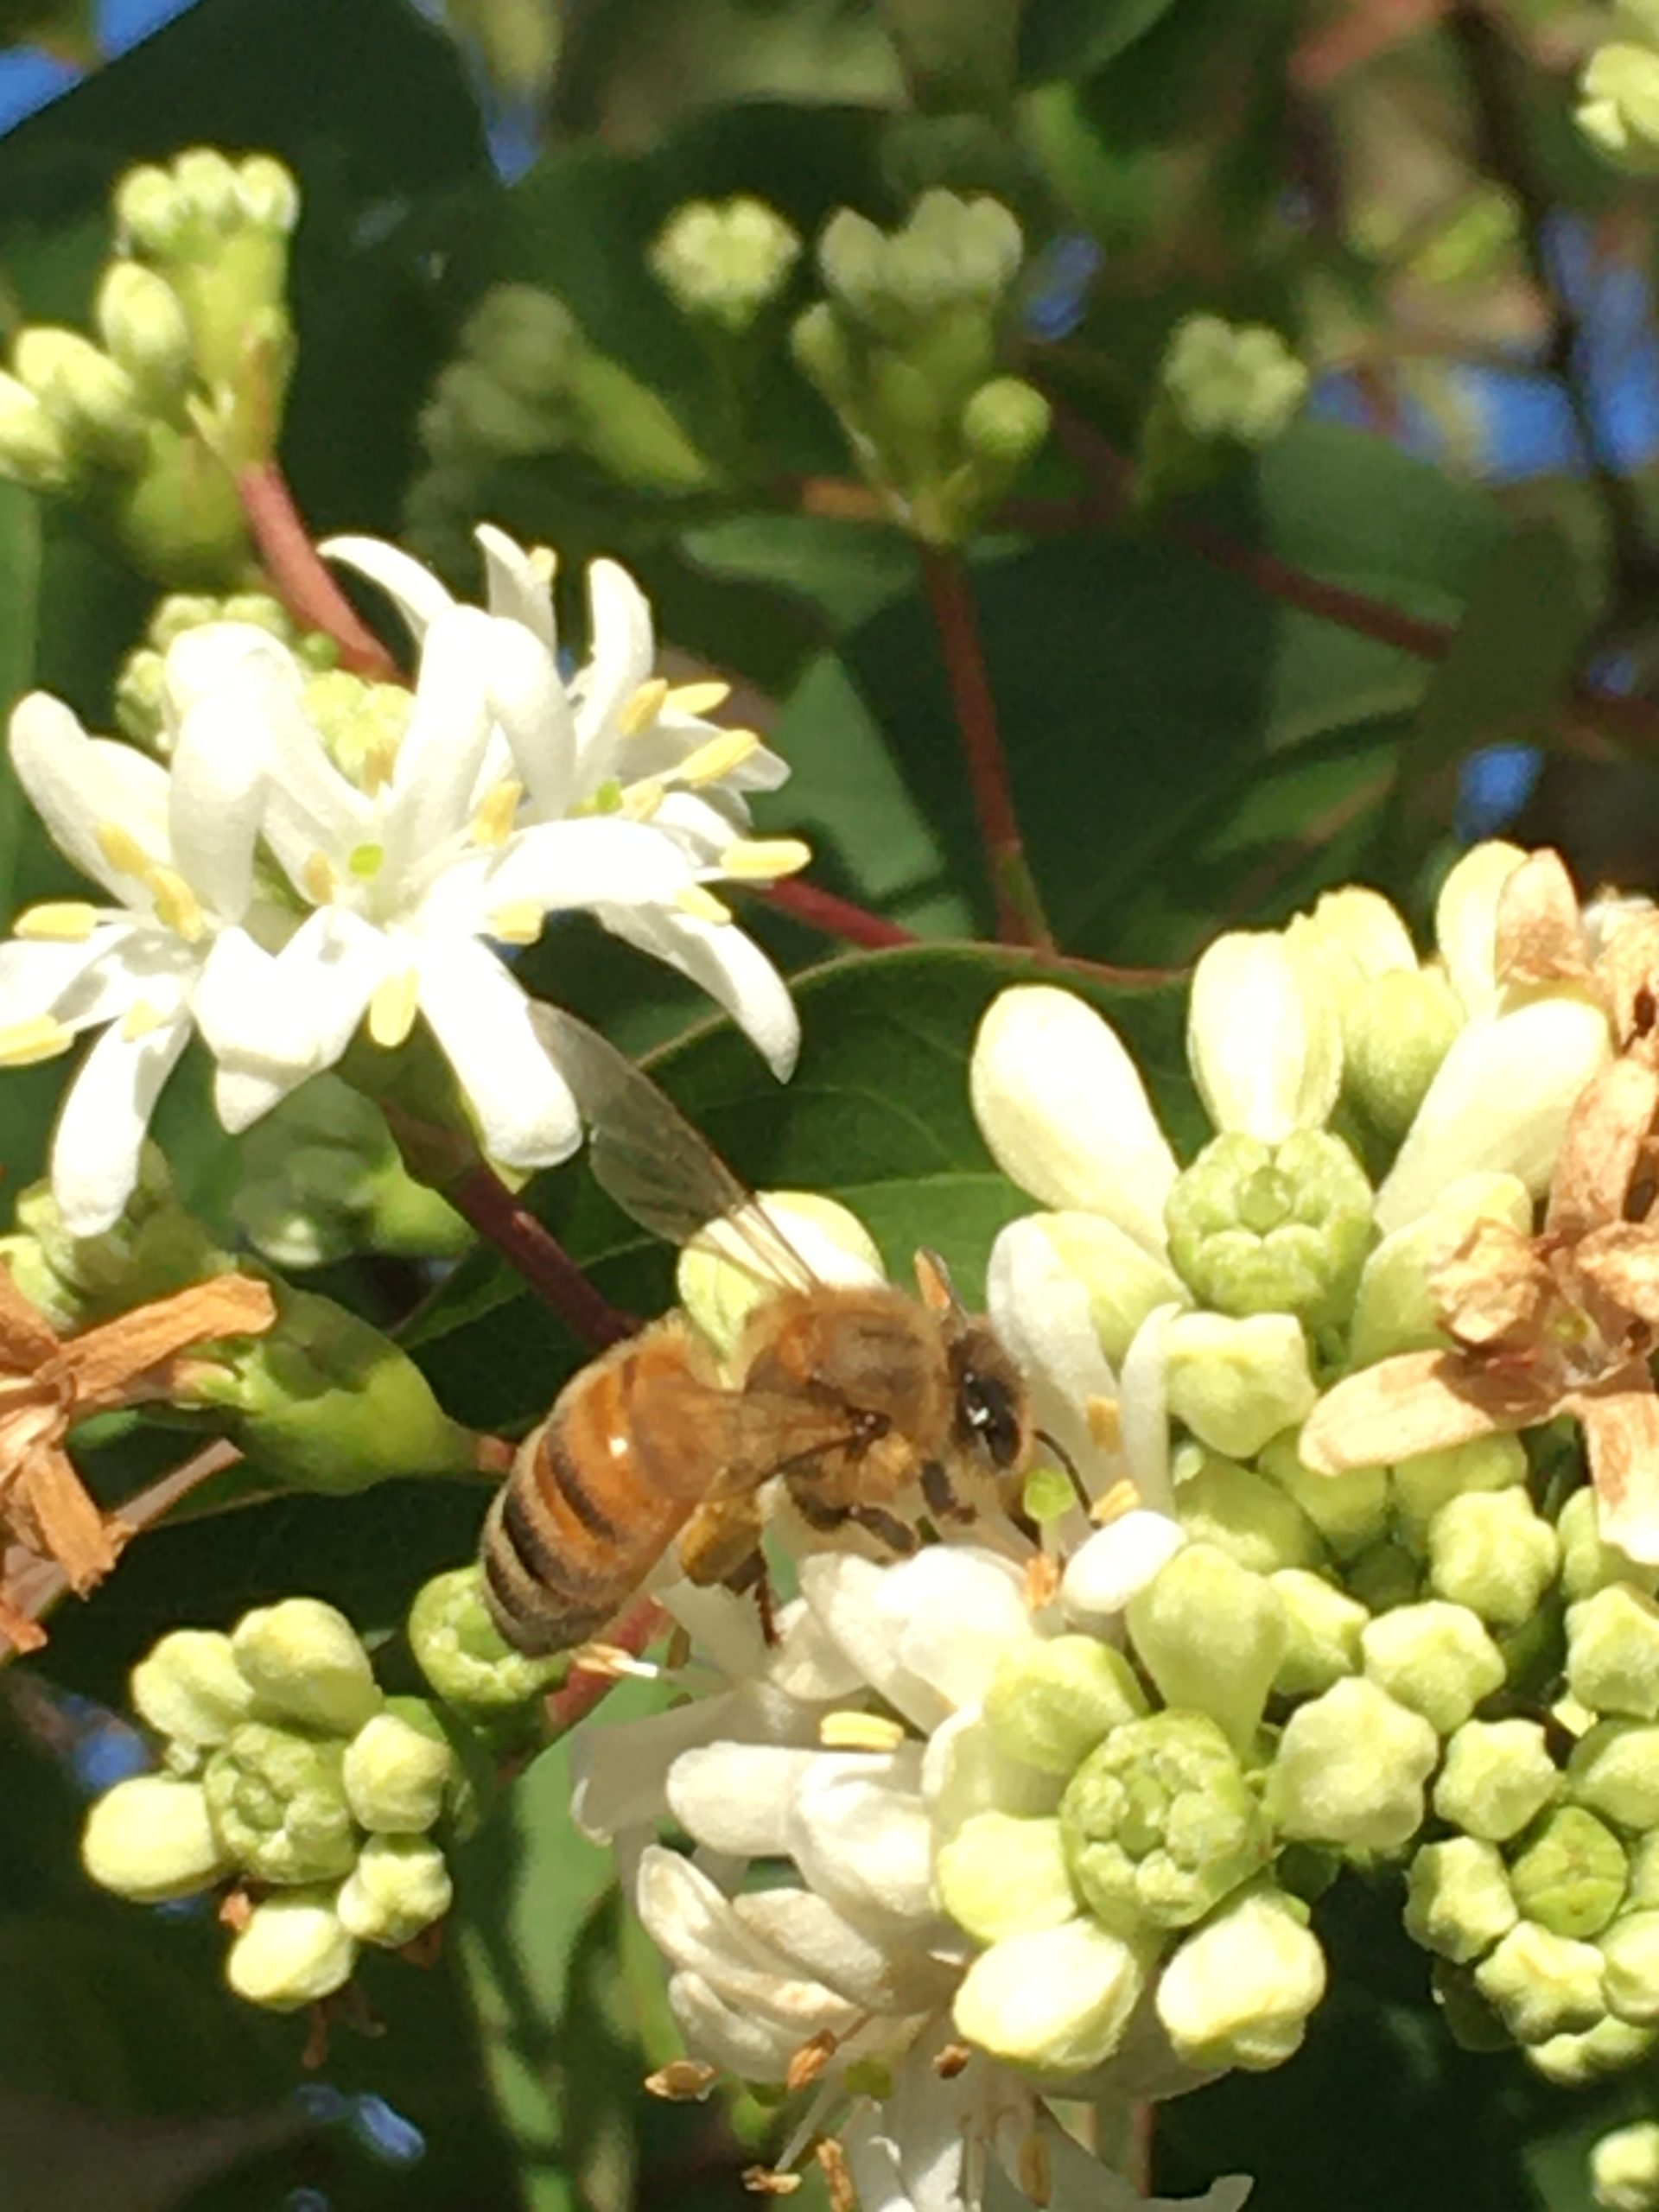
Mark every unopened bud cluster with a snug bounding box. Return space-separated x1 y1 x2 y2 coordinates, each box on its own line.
0 149 299 580
1141 313 1308 500
82 1599 471 2009
649 195 801 334
114 589 336 752
1579 0 1659 172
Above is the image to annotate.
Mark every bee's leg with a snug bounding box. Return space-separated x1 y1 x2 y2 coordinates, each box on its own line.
721 1546 779 1644
920 1460 974 1525
847 1502 920 1554
678 1497 765 1587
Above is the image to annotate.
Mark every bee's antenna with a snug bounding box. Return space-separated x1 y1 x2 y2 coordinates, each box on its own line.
1034 1427 1090 1512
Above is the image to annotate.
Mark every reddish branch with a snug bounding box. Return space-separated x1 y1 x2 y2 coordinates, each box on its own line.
445 1163 639 1351
543 1594 668 1736
238 461 401 680
759 879 918 949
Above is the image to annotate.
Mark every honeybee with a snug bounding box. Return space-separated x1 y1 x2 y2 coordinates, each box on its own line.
480 1007 1035 1657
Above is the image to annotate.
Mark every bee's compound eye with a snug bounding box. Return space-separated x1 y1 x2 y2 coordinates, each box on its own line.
961 1372 1022 1468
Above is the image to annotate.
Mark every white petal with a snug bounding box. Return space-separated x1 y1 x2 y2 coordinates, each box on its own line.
572 1683 821 1842
1119 1301 1178 1513
574 557 654 779
50 1014 190 1235
969 987 1177 1254
767 1596 868 1704
667 1744 822 1858
986 1217 1122 1497
732 1888 959 2016
655 1576 772 1681
475 524 556 652
57 929 195 1032
920 1707 1065 1836
266 907 388 1075
885 1548 1036 1713
488 817 694 916
166 687 275 923
1187 931 1342 1142
636 1847 860 2031
786 1750 939 1933
666 1970 799 2082
798 1554 949 1732
600 901 799 1077
1435 840 1527 1013
161 620 304 725
321 534 454 636
414 941 581 1170
383 608 498 880
190 927 329 1126
10 694 168 900
0 931 120 1024
486 617 575 819
1061 1511 1186 1622
847 2041 982 2212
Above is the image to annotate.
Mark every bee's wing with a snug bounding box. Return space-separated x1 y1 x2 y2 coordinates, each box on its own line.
529 1003 818 1294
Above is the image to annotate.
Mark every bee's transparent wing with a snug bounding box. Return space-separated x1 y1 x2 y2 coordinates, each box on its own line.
528 1002 817 1294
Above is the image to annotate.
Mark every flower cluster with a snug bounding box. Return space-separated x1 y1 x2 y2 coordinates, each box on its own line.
0 524 804 1237
81 1596 483 2011
564 842 1659 2207
1579 0 1659 173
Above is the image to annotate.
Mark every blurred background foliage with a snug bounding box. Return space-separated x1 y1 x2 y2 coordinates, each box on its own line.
6 0 1659 2208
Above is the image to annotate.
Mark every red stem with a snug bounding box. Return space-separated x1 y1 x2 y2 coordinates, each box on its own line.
447 1163 639 1351
238 461 401 681
758 879 918 949
918 548 1055 952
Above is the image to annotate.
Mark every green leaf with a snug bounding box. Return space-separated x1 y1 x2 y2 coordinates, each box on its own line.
407 942 1193 1433
1019 0 1179 82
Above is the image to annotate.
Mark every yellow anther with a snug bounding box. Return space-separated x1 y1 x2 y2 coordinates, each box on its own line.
0 1015 74 1067
1086 1394 1122 1451
359 740 397 795
95 822 152 877
489 900 544 946
818 1710 907 1752
367 967 420 1048
528 544 557 588
621 779 665 823
14 902 98 943
302 850 337 906
120 998 168 1042
664 679 731 717
619 677 670 736
1017 2130 1052 2210
348 842 385 881
677 729 760 786
719 837 811 882
148 868 206 943
1090 1477 1141 1527
471 778 524 849
676 884 733 926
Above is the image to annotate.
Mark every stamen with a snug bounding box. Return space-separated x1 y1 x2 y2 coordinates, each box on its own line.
582 779 624 816
664 1624 693 1669
348 842 385 881
819 1711 906 1752
95 822 151 877
932 2041 972 2080
1085 1394 1122 1451
1090 1477 1141 1526
742 2171 803 2197
621 779 666 823
677 729 760 786
528 544 557 588
471 778 524 849
644 2059 717 2102
1019 2131 1052 2209
120 999 168 1042
719 838 811 882
367 968 420 1048
786 2031 839 2094
620 677 670 735
676 884 733 926
302 851 337 906
570 1641 663 1681
1021 1554 1063 1612
148 867 206 944
664 679 731 717
816 2139 855 2212
489 900 544 946
0 1016 74 1067
14 902 98 942
359 740 397 795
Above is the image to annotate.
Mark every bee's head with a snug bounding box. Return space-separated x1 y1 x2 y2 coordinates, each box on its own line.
913 1248 1033 1473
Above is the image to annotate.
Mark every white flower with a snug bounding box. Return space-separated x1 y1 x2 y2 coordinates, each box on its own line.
0 686 281 1233
1186 931 1342 1143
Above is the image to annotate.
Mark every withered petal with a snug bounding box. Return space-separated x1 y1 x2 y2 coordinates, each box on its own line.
1299 1349 1560 1473
1548 1058 1659 1238
1596 911 1659 1058
1573 1221 1659 1326
1573 1366 1659 1564
9 1440 124 1594
52 1274 277 1411
1496 849 1594 990
0 1258 60 1376
1431 1217 1554 1347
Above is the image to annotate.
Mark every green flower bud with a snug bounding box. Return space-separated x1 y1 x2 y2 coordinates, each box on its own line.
203 1721 357 1885
1431 1958 1512 2050
1257 1431 1389 1560
1162 314 1308 448
1156 1887 1326 2071
234 154 301 235
1404 1836 1517 1962
1427 1488 1560 1631
114 645 168 747
1341 969 1464 1144
81 1776 233 1902
421 357 561 463
95 262 192 400
790 301 859 409
1127 1544 1287 1750
1348 1539 1424 1614
1165 1130 1373 1328
1020 1211 1189 1366
1288 885 1416 988
0 370 73 489
336 1833 454 1948
959 375 1050 470
1580 43 1659 174
1433 1717 1559 1840
1270 1569 1367 1696
186 1288 476 1491
1629 1828 1659 1907
1347 1173 1532 1365
1060 1711 1273 1934
14 327 148 469
130 1628 257 1750
1475 1920 1607 2043
1267 1678 1440 1851
952 1918 1143 2074
1560 1486 1659 1603
1173 1452 1321 1575
982 1634 1147 1776
1163 1313 1319 1460
298 671 415 791
1571 1721 1659 1831
1510 1808 1629 1938
230 1598 381 1736
649 196 801 333
936 1813 1079 1945
1599 1908 1659 2023
1360 1601 1505 1736
1392 1436 1527 1556
454 285 573 409
1527 2014 1656 2084
1568 1585 1659 1719
343 1703 454 1834
1593 2122 1659 2212
565 347 716 493
408 1565 566 1713
225 1888 356 2012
